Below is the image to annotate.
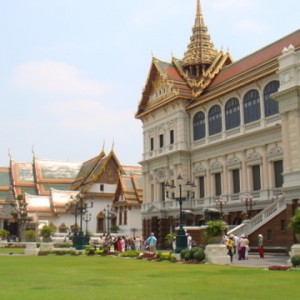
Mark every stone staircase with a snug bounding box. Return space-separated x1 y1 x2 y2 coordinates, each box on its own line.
227 195 286 237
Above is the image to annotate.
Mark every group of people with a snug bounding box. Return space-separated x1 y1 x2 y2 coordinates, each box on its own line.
224 233 264 262
95 235 145 252
97 231 265 260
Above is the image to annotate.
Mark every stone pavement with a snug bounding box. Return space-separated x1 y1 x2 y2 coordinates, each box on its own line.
230 253 290 268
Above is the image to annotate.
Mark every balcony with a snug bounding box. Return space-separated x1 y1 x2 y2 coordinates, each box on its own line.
141 189 282 214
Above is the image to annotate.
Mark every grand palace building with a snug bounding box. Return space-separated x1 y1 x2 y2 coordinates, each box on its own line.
136 0 300 249
0 149 143 239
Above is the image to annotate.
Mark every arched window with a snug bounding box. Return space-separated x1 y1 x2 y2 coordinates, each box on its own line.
243 89 261 124
264 81 279 117
193 111 205 141
225 98 240 130
208 105 222 136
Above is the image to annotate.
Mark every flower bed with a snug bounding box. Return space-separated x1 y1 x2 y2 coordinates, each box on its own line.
100 251 118 256
268 265 291 271
137 252 156 260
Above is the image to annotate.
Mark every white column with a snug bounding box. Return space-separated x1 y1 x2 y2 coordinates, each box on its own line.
281 113 291 171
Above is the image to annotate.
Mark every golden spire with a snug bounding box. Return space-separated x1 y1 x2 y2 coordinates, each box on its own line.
182 0 217 68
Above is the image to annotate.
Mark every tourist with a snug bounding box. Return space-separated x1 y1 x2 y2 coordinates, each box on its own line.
146 232 157 253
117 237 123 252
245 235 250 259
238 234 247 260
233 234 239 257
226 234 235 262
258 234 264 258
134 236 141 251
187 233 192 250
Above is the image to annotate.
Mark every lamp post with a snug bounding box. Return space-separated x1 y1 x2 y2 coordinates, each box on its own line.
215 196 227 217
66 192 93 250
84 213 91 235
103 205 114 235
240 193 254 219
165 174 196 253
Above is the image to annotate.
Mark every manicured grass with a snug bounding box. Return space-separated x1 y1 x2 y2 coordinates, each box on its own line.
0 247 25 254
0 255 299 300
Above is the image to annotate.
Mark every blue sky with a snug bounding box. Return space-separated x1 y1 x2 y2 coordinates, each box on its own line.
0 0 299 166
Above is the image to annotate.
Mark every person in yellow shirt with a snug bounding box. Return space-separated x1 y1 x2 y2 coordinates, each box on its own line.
226 234 235 262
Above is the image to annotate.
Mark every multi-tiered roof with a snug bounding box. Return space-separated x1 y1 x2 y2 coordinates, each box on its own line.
136 0 232 118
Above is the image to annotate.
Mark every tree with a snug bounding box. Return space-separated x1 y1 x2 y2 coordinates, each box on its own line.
10 194 33 241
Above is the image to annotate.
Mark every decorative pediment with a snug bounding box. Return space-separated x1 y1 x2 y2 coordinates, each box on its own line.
246 151 262 166
135 57 193 118
268 146 283 158
227 156 241 169
210 160 223 172
194 164 206 175
146 204 160 213
97 211 105 218
151 75 167 93
247 151 261 161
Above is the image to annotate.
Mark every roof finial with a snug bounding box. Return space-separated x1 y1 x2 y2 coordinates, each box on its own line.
111 139 115 150
195 0 202 26
182 0 217 68
102 140 105 152
8 147 12 161
32 145 36 159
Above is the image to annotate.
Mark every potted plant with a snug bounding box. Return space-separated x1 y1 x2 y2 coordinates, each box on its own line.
205 220 227 244
40 225 55 242
164 232 176 250
204 220 228 265
0 229 10 241
289 208 300 242
25 229 37 242
110 225 120 233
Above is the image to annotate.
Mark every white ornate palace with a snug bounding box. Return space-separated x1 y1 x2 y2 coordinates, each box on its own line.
136 0 300 248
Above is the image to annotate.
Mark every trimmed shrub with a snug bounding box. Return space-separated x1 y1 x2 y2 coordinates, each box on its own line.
120 250 141 258
38 250 51 256
156 252 171 261
291 255 300 267
180 247 205 262
53 243 73 248
169 255 178 262
184 252 192 261
180 248 190 260
193 249 205 262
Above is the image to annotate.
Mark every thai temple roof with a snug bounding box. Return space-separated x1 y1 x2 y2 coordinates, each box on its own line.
0 149 142 217
0 167 12 203
136 0 300 119
135 0 232 117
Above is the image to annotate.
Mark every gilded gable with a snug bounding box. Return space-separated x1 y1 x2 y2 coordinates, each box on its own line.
98 159 119 184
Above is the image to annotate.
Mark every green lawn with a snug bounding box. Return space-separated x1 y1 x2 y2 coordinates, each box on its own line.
0 255 299 300
0 247 25 254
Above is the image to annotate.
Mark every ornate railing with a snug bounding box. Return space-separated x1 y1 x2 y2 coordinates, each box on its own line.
228 195 286 236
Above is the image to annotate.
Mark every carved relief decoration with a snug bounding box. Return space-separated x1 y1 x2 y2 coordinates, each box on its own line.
268 146 283 158
194 163 206 175
210 160 223 171
227 156 241 166
246 151 261 161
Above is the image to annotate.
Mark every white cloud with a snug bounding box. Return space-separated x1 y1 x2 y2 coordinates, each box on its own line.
12 61 112 96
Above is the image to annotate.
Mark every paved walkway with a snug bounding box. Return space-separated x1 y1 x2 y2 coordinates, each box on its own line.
231 253 290 268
